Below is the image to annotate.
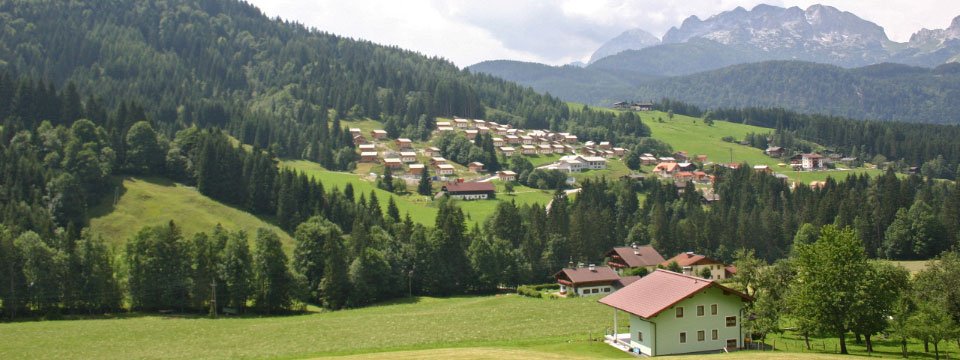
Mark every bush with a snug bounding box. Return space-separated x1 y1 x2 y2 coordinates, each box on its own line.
517 285 542 298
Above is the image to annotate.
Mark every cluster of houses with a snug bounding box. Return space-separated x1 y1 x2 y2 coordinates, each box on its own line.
553 244 749 357
439 118 626 161
765 147 857 171
612 101 654 111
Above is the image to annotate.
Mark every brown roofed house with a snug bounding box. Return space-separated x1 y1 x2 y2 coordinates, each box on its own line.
605 245 666 272
554 264 621 296
440 181 495 200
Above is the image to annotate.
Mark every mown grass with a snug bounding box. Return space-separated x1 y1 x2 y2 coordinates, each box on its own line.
0 295 622 360
88 177 293 249
5 292 948 360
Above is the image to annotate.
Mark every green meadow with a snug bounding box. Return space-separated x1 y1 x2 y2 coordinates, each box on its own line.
88 177 293 249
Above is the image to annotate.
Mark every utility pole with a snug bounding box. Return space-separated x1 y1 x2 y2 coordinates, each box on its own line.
210 278 218 319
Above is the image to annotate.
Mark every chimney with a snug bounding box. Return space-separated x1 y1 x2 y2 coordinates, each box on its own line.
577 262 585 269
589 264 596 272
567 260 575 269
631 242 638 249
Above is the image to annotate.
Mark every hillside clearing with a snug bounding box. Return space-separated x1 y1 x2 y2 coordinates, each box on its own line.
88 177 292 249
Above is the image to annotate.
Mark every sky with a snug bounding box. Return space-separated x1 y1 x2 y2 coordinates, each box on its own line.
247 0 960 67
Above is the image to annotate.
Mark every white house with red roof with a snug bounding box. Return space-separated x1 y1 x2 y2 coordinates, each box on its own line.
661 252 730 280
599 270 752 356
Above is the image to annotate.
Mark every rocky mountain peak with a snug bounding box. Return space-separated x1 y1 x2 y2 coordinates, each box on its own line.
587 28 661 64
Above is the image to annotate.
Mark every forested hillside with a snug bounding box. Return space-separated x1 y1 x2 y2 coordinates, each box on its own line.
0 0 570 155
473 59 960 124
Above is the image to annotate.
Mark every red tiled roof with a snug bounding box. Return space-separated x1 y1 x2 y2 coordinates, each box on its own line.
599 270 751 318
655 162 678 172
554 266 620 285
661 252 724 267
606 246 666 268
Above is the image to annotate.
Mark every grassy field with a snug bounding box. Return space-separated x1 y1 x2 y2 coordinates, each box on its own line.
4 293 953 360
0 296 620 360
88 177 293 249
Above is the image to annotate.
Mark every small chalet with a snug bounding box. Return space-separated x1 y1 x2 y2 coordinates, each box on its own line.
436 126 454 132
360 152 378 163
605 245 666 272
440 181 495 200
349 128 362 136
632 102 654 111
654 162 679 178
564 134 578 143
613 147 626 157
753 165 772 173
554 264 622 296
453 118 470 128
435 163 455 176
396 138 413 149
358 144 376 152
500 146 516 157
599 270 752 356
436 121 451 128
497 170 517 182
613 101 630 110
661 252 729 280
400 151 417 163
538 144 553 155
465 130 478 140
352 135 366 145
677 162 696 171
599 141 612 150
506 135 521 144
370 130 388 140
383 158 403 170
640 155 659 166
408 163 425 176
521 145 537 155
430 157 447 165
424 147 442 157
765 146 785 157
468 162 485 173
493 137 505 147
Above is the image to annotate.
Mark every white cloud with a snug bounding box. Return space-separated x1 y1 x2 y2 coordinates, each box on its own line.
247 0 960 67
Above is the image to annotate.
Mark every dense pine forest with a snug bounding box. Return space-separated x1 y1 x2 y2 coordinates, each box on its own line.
1 0 960 322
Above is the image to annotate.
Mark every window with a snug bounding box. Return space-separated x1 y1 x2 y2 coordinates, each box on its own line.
638 332 643 342
679 332 687 344
604 287 611 292
697 305 705 316
676 307 684 318
726 316 737 327
712 329 718 340
711 304 718 315
697 330 705 342
726 339 738 349
592 288 599 294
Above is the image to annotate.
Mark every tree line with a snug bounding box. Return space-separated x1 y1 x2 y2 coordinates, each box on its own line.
735 225 960 359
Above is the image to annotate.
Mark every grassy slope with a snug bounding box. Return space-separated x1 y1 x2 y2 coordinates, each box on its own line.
88 177 292 248
637 110 883 183
282 160 554 226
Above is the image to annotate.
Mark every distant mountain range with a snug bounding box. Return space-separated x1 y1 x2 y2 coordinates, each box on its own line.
469 4 960 123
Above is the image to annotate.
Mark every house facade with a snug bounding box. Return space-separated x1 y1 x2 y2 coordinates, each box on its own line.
599 270 752 356
497 170 517 182
441 182 495 200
